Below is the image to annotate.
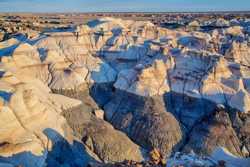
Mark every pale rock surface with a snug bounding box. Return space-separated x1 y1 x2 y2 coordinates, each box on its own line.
0 78 97 166
12 43 41 67
0 80 77 156
188 20 200 27
115 59 170 96
167 147 250 167
0 38 19 50
211 18 230 27
94 109 104 119
225 41 250 65
0 31 5 42
211 147 250 167
225 26 243 36
228 89 250 113
0 38 20 57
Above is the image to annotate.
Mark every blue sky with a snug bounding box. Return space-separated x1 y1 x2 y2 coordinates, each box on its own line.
0 0 250 12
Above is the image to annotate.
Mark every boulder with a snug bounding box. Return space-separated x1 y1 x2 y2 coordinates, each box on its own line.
225 26 243 36
184 110 243 156
228 89 250 113
61 103 144 163
104 92 183 157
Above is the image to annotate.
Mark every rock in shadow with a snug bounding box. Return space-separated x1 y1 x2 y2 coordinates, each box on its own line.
101 89 184 158
230 111 250 157
183 109 244 157
0 91 12 102
37 48 48 62
0 151 47 167
163 91 217 131
0 43 19 57
90 80 244 159
87 20 108 28
44 128 97 167
0 128 97 167
90 62 117 84
90 82 115 108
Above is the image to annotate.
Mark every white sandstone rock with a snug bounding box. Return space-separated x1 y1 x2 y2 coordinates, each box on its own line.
228 89 250 113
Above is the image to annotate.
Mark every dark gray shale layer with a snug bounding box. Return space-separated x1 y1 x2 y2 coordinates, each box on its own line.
54 82 250 161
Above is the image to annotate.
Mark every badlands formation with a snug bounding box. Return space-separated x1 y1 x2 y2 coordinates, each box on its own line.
0 17 250 166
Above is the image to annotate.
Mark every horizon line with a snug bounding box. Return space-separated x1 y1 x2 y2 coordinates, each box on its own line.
1 10 250 14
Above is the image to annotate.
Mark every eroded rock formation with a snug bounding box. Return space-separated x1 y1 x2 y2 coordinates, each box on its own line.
0 17 250 166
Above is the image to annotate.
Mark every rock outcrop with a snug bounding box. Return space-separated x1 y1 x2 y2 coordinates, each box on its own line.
61 101 144 163
104 94 183 157
184 110 243 156
0 79 97 167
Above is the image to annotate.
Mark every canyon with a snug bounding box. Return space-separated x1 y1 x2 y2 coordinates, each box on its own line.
0 16 250 167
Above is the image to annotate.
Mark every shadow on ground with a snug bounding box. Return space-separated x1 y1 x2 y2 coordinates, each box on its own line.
0 128 96 167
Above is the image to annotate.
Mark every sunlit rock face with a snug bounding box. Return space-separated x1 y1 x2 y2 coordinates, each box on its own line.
0 79 97 167
0 17 250 166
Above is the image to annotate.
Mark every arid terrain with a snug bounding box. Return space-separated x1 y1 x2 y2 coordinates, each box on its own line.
0 12 250 167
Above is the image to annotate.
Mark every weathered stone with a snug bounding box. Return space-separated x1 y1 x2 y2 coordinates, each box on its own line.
184 110 243 156
104 92 183 157
61 98 143 163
